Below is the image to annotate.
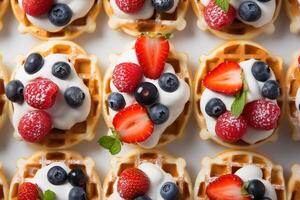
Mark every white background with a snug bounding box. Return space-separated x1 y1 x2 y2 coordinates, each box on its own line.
0 4 299 189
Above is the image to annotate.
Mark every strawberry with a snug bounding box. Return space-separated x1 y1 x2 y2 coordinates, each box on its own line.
18 182 40 200
242 99 281 130
113 103 154 143
18 110 52 143
204 0 236 30
298 56 300 66
206 174 250 200
203 61 243 95
115 0 145 14
24 78 59 110
135 35 170 79
22 0 54 16
117 168 150 199
215 111 248 142
112 62 143 93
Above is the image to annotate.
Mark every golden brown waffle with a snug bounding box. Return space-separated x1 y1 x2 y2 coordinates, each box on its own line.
191 0 282 40
9 151 102 200
288 164 300 200
194 40 284 149
103 43 192 148
0 163 8 200
9 41 102 149
0 0 8 31
286 0 300 33
0 55 8 133
10 0 101 40
103 0 189 36
194 150 286 200
103 149 193 199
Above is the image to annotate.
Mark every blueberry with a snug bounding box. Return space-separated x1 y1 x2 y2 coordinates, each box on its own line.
5 80 24 102
64 87 85 108
49 3 73 26
152 0 174 12
158 73 179 93
257 0 271 2
134 195 152 200
261 197 272 200
246 179 265 199
24 53 44 74
68 169 88 187
149 103 169 124
251 61 271 82
69 187 87 200
239 1 262 22
262 80 280 100
108 92 126 111
160 182 179 200
47 166 67 185
205 98 226 118
134 82 158 106
52 62 71 80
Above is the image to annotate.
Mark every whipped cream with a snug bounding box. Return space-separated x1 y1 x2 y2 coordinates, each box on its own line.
18 0 94 32
200 59 277 144
295 88 300 114
109 49 190 148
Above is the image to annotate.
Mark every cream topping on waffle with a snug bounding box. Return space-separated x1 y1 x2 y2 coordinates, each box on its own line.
18 0 94 32
200 59 277 144
295 88 300 114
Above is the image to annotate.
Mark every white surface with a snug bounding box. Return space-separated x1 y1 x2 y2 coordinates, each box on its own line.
0 7 299 188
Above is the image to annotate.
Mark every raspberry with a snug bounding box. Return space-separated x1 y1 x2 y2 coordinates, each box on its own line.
115 0 145 14
22 0 54 16
18 182 39 200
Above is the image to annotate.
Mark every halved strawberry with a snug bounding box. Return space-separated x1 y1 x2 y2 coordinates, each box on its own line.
203 61 243 95
206 174 250 200
135 35 170 79
113 103 154 143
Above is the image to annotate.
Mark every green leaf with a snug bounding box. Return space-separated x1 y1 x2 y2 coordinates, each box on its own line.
98 136 116 149
43 190 56 200
110 140 122 155
98 128 122 155
231 79 248 117
215 0 230 12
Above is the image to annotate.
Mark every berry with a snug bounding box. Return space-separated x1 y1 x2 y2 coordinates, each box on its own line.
108 92 126 111
203 61 243 95
5 80 24 102
251 61 271 82
152 0 174 12
134 195 152 200
134 82 158 105
204 1 236 30
117 168 150 199
24 78 59 110
160 182 179 200
68 169 88 187
48 3 73 26
246 179 265 199
238 1 261 22
64 87 85 108
215 111 248 143
18 110 52 143
243 99 280 130
262 80 280 100
113 104 154 143
158 73 179 92
112 62 143 93
22 0 53 16
205 98 226 118
69 187 87 200
18 182 39 200
47 166 67 185
52 62 71 80
261 197 272 200
149 103 169 124
24 53 44 74
135 35 170 79
115 0 145 14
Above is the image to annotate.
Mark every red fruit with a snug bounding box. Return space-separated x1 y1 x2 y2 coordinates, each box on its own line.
215 111 248 143
18 182 39 200
112 62 143 93
206 174 250 200
243 99 281 130
115 0 145 14
298 56 300 65
22 0 54 16
113 103 154 143
18 110 52 143
24 78 59 110
203 61 243 95
135 35 170 79
204 1 236 30
117 168 150 199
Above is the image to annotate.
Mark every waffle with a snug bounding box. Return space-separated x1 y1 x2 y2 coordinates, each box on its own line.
0 55 8 133
9 40 102 149
102 149 193 199
286 0 300 33
0 163 8 200
191 0 282 40
103 43 192 148
194 150 286 200
103 0 189 36
9 151 102 200
0 0 8 31
194 40 284 149
288 164 300 200
10 0 101 40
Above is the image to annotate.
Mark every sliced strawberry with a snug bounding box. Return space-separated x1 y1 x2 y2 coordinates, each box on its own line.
135 35 170 79
203 61 243 95
113 103 154 143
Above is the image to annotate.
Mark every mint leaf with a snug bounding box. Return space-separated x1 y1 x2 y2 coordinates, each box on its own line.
110 140 122 155
98 128 122 155
231 77 248 117
43 190 56 200
215 0 230 12
98 136 116 149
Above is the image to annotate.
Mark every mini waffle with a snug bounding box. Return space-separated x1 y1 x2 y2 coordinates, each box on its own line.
194 40 284 149
102 149 193 199
0 0 8 31
194 150 286 200
0 55 8 132
0 163 8 200
288 164 300 200
286 0 300 33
